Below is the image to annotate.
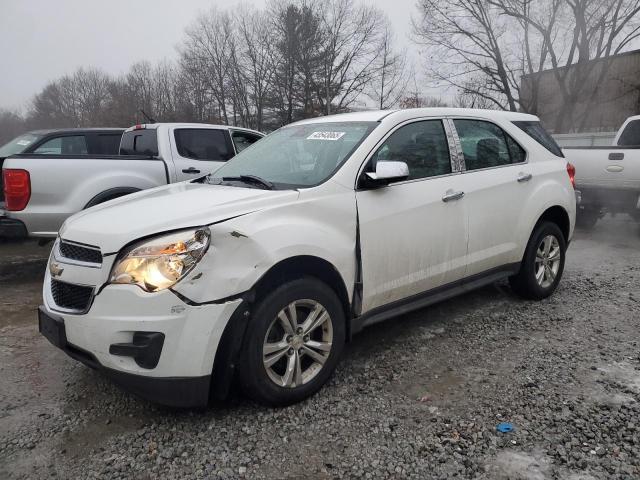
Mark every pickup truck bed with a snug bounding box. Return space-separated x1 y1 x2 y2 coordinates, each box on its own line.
4 154 167 237
562 116 640 227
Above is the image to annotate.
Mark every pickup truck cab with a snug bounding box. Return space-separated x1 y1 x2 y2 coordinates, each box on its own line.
38 108 576 407
563 115 640 227
1 123 263 238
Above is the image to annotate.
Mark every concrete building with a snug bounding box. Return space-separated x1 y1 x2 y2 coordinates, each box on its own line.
520 49 640 134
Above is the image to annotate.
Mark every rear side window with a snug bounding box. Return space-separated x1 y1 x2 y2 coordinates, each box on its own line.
454 120 525 170
175 129 233 161
33 135 88 155
119 129 158 156
93 134 122 155
232 131 262 153
513 121 564 157
617 120 640 146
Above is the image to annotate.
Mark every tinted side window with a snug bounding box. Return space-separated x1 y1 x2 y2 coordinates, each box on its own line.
33 135 88 155
617 120 640 146
93 134 122 155
454 120 524 170
119 129 158 156
232 131 261 153
513 120 564 157
370 120 451 181
175 129 232 161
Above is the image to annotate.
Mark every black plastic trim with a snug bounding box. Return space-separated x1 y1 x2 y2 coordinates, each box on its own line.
352 263 520 334
109 332 165 369
0 216 27 238
84 187 142 209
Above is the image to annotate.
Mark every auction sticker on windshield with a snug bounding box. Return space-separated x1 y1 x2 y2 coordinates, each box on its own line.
307 131 346 141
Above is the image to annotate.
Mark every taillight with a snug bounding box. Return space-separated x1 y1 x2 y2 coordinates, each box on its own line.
3 169 31 211
566 162 576 189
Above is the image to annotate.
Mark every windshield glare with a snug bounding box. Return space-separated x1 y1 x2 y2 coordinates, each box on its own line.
0 134 42 157
211 122 377 188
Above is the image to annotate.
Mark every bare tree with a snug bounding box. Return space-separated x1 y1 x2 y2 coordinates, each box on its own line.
180 8 236 124
492 0 640 131
318 0 386 114
368 24 409 109
412 0 520 111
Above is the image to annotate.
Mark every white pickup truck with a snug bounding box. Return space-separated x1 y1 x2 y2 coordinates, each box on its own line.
0 123 263 238
563 116 640 228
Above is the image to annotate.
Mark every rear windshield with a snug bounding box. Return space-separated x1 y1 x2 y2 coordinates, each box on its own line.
617 120 640 146
513 121 564 158
119 129 158 156
0 133 42 157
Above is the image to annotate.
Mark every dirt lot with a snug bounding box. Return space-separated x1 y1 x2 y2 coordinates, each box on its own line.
1 216 639 479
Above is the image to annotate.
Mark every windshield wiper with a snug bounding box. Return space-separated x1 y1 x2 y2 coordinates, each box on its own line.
221 175 274 190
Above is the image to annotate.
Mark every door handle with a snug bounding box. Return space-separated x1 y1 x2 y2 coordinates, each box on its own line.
182 167 201 174
442 190 465 202
517 173 533 183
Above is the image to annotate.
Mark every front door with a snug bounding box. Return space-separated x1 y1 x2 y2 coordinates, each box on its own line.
356 119 468 313
170 128 235 181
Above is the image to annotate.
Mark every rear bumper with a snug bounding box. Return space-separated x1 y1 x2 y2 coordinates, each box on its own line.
0 210 27 239
576 185 640 211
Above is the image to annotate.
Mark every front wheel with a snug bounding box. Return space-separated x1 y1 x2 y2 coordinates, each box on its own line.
238 277 345 406
510 222 567 300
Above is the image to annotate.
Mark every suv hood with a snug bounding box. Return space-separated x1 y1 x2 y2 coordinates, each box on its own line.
61 182 299 253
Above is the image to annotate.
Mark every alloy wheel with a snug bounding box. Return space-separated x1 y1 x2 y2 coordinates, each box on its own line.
535 234 561 289
262 299 333 388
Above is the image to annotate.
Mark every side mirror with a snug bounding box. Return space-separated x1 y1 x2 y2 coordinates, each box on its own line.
362 161 409 187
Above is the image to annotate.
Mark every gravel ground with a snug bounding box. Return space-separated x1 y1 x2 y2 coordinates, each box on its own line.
1 216 639 479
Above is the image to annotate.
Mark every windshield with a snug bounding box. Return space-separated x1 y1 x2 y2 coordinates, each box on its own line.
210 122 377 188
0 133 42 157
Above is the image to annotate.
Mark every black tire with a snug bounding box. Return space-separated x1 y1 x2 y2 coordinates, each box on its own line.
238 277 346 406
576 208 600 229
509 221 567 300
630 210 640 223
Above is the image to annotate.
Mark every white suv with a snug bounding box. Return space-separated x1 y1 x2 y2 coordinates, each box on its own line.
39 108 576 407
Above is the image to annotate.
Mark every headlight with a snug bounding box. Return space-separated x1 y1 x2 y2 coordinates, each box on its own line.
110 228 210 292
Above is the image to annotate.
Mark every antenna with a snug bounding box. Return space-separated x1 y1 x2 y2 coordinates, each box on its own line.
140 109 156 124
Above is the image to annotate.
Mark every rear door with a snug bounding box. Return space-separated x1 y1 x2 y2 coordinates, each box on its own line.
356 118 469 312
450 118 530 277
170 128 235 181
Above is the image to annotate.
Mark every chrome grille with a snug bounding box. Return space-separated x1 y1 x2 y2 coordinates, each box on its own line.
50 279 93 312
59 240 102 265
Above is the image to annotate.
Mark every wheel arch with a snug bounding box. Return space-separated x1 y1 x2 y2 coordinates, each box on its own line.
84 187 141 209
534 205 570 242
209 255 352 402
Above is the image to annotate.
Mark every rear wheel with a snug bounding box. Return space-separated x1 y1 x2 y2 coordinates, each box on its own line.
238 277 345 406
510 222 566 300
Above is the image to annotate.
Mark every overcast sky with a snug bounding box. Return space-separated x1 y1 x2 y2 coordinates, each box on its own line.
0 0 419 112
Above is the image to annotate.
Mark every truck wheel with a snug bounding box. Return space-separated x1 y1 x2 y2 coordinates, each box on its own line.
630 211 640 223
576 208 600 229
238 277 345 406
510 222 566 300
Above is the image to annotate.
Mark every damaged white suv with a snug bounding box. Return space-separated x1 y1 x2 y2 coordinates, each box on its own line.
39 109 576 407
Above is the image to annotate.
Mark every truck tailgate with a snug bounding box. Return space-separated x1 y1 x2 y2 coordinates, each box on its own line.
2 154 168 236
563 147 640 190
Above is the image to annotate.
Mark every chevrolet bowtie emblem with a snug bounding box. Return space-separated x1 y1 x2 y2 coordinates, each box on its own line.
49 261 64 278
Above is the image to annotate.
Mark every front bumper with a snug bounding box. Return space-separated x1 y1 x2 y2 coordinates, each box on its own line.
40 273 243 407
0 209 27 239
